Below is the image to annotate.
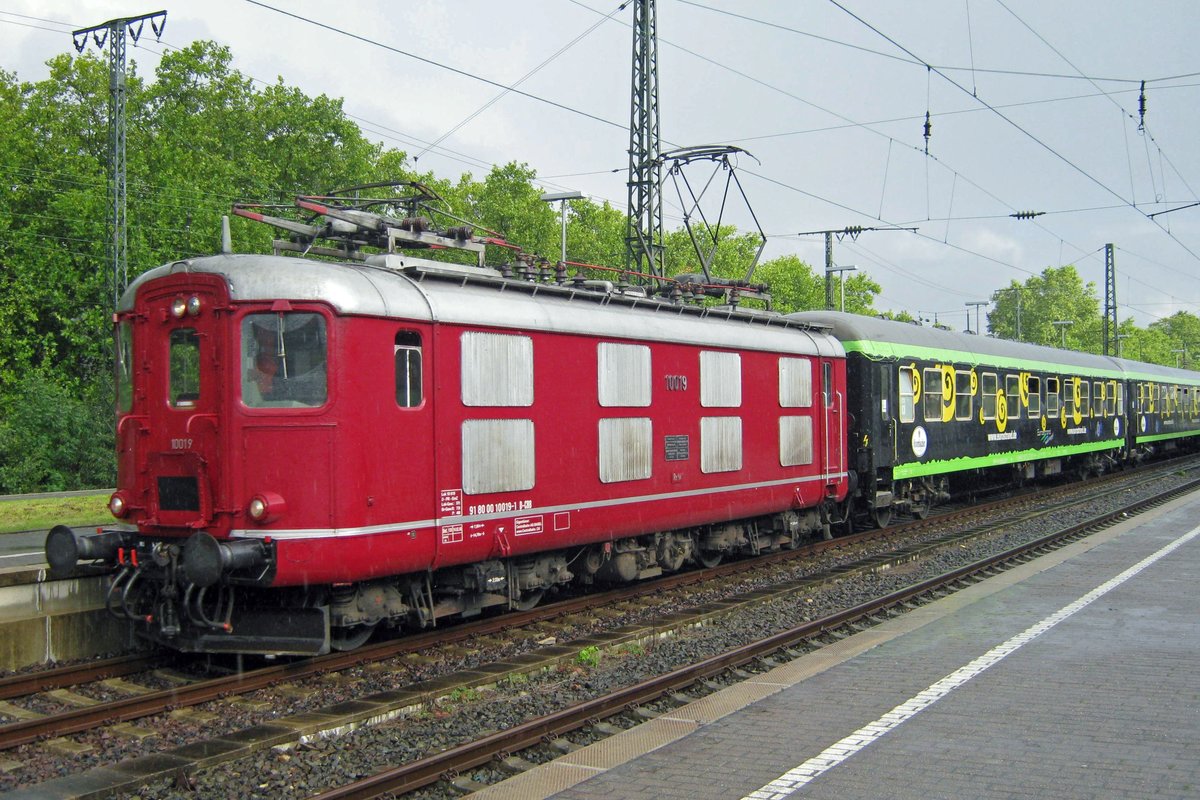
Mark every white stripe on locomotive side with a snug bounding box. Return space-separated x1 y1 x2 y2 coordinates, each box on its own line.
228 472 848 541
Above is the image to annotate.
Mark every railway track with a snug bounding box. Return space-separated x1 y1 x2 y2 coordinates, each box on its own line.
311 472 1200 800
1 458 1198 795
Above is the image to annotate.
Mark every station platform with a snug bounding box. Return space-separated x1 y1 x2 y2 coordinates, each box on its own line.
473 490 1200 800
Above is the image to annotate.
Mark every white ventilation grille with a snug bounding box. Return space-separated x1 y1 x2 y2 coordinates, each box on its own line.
599 417 653 483
461 332 533 407
701 416 743 473
462 419 535 494
780 416 814 466
598 342 652 407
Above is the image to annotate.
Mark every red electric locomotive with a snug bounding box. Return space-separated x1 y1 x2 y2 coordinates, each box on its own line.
46 192 849 655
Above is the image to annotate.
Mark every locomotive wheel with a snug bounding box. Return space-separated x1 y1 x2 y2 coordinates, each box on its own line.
511 588 544 611
697 549 723 568
330 623 377 651
872 506 892 529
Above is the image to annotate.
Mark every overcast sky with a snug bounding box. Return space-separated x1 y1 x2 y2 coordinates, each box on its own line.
5 1 1199 330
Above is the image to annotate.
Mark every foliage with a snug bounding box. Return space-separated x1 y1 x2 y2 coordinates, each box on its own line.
0 44 389 492
575 645 602 668
988 266 1200 367
0 369 115 492
988 267 1102 352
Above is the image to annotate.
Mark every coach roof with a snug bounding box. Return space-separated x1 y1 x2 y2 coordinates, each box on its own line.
788 310 1200 385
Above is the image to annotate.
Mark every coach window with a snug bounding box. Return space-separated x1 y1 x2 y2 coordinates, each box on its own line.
1116 382 1125 416
922 368 941 421
1094 381 1105 416
1080 380 1091 416
898 367 915 423
981 373 998 420
1046 377 1061 417
1005 374 1020 417
955 370 973 421
1027 376 1041 418
395 331 423 408
169 328 201 408
1064 378 1076 415
1106 380 1117 416
242 313 328 408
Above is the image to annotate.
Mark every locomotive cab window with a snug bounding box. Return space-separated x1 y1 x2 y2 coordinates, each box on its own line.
395 331 423 408
242 312 328 408
117 321 134 414
169 328 201 408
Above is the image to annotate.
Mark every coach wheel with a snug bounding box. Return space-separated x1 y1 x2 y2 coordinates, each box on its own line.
511 588 544 612
872 506 892 529
697 549 723 568
330 623 376 651
910 503 930 520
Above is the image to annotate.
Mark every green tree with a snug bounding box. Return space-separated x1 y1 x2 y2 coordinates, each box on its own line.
1148 311 1200 368
988 266 1101 351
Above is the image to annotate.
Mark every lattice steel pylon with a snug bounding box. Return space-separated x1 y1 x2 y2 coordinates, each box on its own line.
625 0 664 282
72 11 166 309
1103 243 1117 356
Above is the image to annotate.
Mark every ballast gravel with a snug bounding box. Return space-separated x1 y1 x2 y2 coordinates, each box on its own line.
2 469 1193 798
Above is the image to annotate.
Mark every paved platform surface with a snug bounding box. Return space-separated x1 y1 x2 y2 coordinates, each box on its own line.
0 531 50 569
474 491 1200 800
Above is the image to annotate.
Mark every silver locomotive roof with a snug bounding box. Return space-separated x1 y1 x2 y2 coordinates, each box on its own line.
124 254 844 359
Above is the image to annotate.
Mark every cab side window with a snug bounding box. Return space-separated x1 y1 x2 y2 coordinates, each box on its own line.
395 331 423 408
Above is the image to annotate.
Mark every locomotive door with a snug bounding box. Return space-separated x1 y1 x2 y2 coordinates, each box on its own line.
820 359 844 481
136 279 228 530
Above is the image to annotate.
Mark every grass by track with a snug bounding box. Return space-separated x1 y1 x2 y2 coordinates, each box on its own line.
0 493 110 534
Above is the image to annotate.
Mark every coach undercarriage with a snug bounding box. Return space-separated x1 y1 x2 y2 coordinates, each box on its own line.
95 506 833 656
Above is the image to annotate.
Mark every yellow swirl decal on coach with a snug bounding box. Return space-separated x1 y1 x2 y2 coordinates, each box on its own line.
1019 372 1031 409
940 364 955 422
909 363 921 400
1071 376 1083 426
996 389 1008 433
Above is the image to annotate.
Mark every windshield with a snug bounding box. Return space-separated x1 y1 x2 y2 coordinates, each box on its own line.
241 312 328 408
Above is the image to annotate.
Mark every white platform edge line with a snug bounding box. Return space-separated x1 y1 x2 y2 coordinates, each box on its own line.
741 522 1200 800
